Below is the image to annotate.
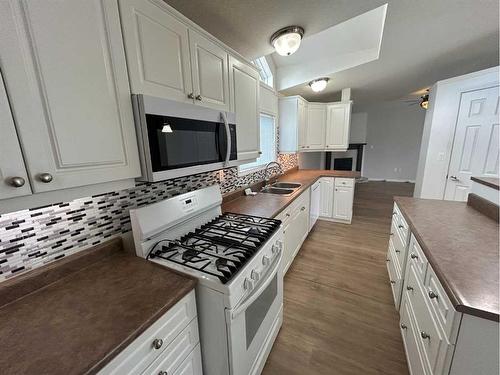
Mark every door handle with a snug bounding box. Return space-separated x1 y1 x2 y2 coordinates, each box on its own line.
449 175 460 182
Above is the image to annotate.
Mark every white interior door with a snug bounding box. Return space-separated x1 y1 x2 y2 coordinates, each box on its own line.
444 86 500 201
119 0 193 102
189 30 230 111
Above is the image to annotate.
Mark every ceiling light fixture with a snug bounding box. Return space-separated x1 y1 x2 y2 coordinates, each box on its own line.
309 77 330 93
271 26 305 56
420 94 429 109
162 123 173 133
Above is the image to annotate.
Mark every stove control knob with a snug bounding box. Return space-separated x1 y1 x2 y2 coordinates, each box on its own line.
262 255 271 266
251 270 260 282
271 244 278 254
243 278 253 291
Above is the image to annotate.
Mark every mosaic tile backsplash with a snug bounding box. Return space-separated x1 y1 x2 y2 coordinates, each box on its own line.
0 153 298 281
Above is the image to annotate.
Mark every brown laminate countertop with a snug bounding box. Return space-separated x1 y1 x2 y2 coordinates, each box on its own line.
394 196 499 322
222 169 360 218
0 238 197 375
471 176 500 190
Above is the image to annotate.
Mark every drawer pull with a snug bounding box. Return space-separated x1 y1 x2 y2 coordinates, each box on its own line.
406 286 414 291
420 331 430 340
390 232 394 236
8 176 26 187
410 253 418 260
301 206 306 211
38 173 53 183
428 290 438 299
286 213 291 217
392 212 397 216
158 372 168 375
398 224 404 229
152 338 163 350
386 258 390 262
400 323 407 330
390 280 396 284
395 249 400 253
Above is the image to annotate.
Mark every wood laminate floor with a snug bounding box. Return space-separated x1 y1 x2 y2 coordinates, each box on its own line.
262 181 415 375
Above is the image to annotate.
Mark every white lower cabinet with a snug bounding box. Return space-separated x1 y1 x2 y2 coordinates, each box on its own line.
391 203 499 375
319 177 354 223
100 290 202 375
309 180 321 230
276 188 310 275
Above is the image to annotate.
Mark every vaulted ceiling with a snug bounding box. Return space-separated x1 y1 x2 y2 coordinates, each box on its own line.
164 0 499 109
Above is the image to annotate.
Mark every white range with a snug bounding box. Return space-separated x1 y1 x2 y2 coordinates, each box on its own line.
130 185 284 375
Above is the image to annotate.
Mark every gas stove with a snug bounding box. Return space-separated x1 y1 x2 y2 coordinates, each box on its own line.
149 213 281 284
130 185 284 375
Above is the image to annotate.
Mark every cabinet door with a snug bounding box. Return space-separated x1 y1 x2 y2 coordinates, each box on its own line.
319 178 334 217
333 186 354 222
0 70 32 200
119 0 193 103
298 99 308 150
306 104 326 149
0 0 141 193
309 181 320 230
326 102 351 151
229 56 260 161
189 30 230 111
284 202 309 274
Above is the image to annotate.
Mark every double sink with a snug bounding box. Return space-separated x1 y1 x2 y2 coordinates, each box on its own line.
261 182 302 196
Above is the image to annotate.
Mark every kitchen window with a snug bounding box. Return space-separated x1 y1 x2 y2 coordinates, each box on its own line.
239 114 277 173
253 56 273 88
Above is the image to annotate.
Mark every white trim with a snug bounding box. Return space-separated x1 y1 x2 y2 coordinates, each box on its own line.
368 178 416 183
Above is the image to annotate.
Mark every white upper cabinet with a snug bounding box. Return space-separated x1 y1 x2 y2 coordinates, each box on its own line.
119 0 193 103
0 70 31 200
306 104 327 150
229 56 260 161
189 30 230 111
279 96 308 152
0 0 141 193
326 102 352 151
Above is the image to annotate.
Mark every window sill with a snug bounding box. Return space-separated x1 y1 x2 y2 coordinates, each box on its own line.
238 164 268 177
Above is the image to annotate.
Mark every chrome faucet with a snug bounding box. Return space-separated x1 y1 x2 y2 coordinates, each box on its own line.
264 161 283 186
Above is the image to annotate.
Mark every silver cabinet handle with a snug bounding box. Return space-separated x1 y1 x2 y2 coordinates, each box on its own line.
390 232 394 236
8 176 25 188
38 173 53 183
158 371 168 375
401 323 407 330
428 290 438 299
449 175 459 181
398 224 404 229
395 249 400 253
392 212 397 216
410 253 418 260
301 206 306 211
152 338 163 350
420 331 430 340
390 280 396 284
286 213 291 217
195 95 202 101
406 285 414 291
187 93 194 99
385 258 390 262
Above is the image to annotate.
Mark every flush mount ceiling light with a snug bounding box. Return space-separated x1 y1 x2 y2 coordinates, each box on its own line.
308 77 330 93
420 94 429 109
162 122 173 133
271 26 305 56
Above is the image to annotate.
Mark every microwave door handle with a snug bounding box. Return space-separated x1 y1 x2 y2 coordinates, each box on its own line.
230 247 283 320
221 112 231 166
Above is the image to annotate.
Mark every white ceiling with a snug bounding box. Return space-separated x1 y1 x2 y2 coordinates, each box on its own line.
164 0 499 109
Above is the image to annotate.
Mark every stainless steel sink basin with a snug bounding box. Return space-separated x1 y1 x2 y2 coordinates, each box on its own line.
272 182 302 189
261 187 295 195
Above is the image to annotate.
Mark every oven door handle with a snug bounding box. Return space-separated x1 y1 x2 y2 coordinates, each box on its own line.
221 111 231 166
230 248 282 320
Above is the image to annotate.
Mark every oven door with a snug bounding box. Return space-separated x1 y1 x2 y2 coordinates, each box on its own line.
225 248 284 375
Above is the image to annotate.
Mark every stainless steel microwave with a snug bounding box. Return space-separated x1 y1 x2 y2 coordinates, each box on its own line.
132 94 238 182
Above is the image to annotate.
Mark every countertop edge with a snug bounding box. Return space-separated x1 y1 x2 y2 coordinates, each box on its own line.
394 197 499 322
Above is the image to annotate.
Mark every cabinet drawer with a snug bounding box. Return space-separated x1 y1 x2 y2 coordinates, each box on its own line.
400 295 428 375
390 230 407 272
143 318 200 375
101 290 197 374
386 244 402 308
173 344 203 375
424 267 459 342
405 265 450 374
407 235 428 282
334 178 354 187
393 204 409 240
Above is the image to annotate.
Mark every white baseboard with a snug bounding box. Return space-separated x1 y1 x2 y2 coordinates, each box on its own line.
367 178 415 183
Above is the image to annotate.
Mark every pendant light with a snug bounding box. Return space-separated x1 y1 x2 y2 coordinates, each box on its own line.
271 26 305 56
309 78 330 93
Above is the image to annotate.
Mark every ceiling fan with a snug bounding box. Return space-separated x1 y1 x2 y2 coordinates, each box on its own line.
401 89 429 109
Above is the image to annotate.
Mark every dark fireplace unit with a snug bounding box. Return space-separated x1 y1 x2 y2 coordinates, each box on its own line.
334 158 353 171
